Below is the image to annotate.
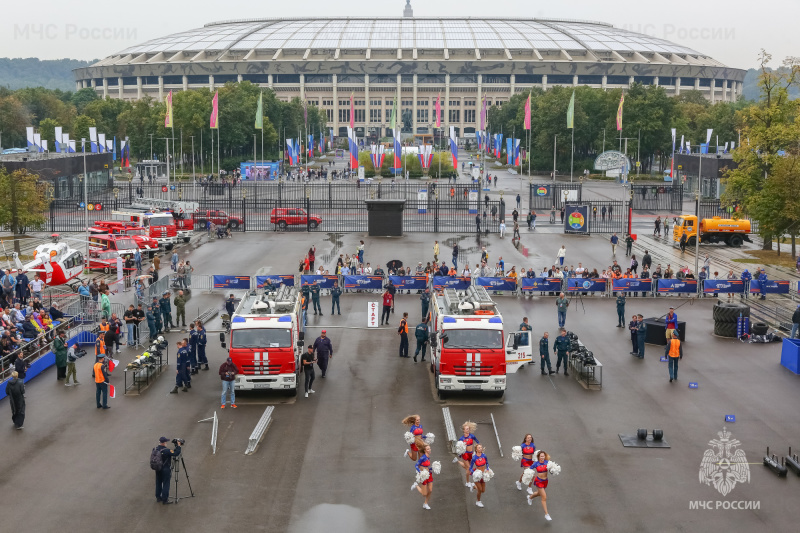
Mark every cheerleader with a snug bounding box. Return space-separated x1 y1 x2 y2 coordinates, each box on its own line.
469 444 490 508
402 414 425 462
453 421 479 489
515 434 536 493
526 450 553 521
410 443 436 510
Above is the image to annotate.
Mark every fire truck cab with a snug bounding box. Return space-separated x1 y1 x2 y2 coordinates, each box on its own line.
223 285 304 395
91 221 159 258
111 209 178 249
430 286 530 398
130 198 199 243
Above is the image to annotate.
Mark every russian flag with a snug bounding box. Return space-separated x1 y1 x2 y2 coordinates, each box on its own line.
513 139 520 166
449 126 458 169
347 127 358 169
286 139 295 166
393 128 402 169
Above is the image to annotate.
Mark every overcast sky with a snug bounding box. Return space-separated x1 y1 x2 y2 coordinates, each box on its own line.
1 0 795 69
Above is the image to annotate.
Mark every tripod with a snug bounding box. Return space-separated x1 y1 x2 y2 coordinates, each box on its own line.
170 455 195 503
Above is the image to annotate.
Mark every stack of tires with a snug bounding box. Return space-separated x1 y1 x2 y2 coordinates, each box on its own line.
713 302 750 337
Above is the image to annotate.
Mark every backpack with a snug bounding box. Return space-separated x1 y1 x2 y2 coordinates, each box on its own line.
150 446 166 470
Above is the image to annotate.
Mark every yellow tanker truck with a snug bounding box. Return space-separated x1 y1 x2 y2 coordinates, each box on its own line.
673 215 752 247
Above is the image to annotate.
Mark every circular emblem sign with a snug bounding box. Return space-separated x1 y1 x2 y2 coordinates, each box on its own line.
162 186 168 192
536 186 548 196
568 210 585 230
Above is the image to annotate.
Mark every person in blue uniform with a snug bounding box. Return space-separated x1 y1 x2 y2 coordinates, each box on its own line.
159 291 174 331
552 329 570 376
635 314 647 359
196 321 209 370
312 329 334 377
411 443 434 510
616 294 626 327
420 288 430 321
146 305 157 340
154 437 182 504
170 340 190 393
310 283 323 315
330 281 342 315
469 444 490 508
188 323 198 374
517 434 537 492
454 421 479 488
526 450 553 521
538 332 553 375
628 315 639 356
413 319 429 363
740 269 752 299
757 268 768 300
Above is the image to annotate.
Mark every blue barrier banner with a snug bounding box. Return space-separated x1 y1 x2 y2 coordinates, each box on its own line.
476 277 518 291
389 276 428 290
213 275 252 289
301 275 339 289
750 280 790 294
612 278 653 293
343 275 384 290
657 279 697 293
432 276 471 290
256 274 295 288
564 205 589 233
703 279 744 294
521 277 562 292
567 278 607 292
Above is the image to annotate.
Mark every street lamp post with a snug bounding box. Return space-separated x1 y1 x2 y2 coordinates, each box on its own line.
552 134 558 183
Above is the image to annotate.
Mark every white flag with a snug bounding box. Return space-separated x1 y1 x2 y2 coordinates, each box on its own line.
706 129 713 145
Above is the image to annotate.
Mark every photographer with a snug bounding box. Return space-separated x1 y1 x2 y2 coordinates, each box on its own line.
219 357 239 408
151 436 183 504
301 345 316 398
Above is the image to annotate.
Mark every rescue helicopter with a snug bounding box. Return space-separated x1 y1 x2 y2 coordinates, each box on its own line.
5 234 86 289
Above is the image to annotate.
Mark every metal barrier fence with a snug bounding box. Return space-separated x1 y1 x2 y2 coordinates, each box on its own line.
529 183 583 210
564 201 629 234
698 200 760 233
630 185 683 212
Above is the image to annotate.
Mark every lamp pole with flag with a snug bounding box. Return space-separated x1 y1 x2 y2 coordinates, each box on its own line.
567 90 575 182
190 135 195 198
164 90 174 199
524 90 531 177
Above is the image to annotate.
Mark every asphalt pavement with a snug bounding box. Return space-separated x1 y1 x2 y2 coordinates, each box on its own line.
2 230 799 533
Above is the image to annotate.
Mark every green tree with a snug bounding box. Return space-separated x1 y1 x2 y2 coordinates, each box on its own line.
15 87 75 127
71 114 96 145
0 169 48 251
722 51 800 251
38 117 60 143
71 88 100 114
83 97 130 138
0 94 31 147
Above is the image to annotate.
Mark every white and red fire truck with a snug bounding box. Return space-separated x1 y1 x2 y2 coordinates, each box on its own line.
222 285 304 395
429 286 531 398
111 209 178 249
130 198 198 242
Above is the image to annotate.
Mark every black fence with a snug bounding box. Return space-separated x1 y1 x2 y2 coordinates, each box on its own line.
564 200 629 234
528 183 583 211
698 200 760 233
630 184 683 212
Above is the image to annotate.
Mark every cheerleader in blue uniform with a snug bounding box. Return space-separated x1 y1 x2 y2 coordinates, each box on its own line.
469 444 490 508
454 421 479 489
516 434 536 493
526 450 552 521
410 443 434 510
402 414 425 462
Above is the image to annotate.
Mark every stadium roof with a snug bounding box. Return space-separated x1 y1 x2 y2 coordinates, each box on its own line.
114 17 707 59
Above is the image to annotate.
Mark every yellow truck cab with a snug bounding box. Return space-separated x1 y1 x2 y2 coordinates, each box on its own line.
673 215 751 247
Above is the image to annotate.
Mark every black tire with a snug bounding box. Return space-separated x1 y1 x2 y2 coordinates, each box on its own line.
489 390 504 399
687 236 696 246
286 387 298 397
751 322 769 335
183 237 190 243
278 220 287 229
714 321 738 337
729 235 744 247
229 221 239 229
309 221 319 229
194 219 206 228
713 302 750 322
103 266 110 274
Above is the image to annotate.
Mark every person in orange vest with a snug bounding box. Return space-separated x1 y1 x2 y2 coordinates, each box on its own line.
665 330 683 382
95 336 106 358
92 354 110 409
398 312 409 358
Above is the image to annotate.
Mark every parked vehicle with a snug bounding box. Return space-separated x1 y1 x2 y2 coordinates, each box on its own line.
673 215 752 247
269 208 322 229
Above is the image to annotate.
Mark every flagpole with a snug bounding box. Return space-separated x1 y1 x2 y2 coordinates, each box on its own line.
170 129 174 200
200 129 204 176
570 127 574 183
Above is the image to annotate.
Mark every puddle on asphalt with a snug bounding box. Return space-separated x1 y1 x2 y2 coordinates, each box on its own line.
289 504 371 533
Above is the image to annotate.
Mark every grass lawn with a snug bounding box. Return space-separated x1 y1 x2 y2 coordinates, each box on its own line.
733 249 798 269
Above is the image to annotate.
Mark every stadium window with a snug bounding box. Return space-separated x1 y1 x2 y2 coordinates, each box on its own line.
417 109 429 122
633 76 654 85
483 75 510 84
449 109 460 122
323 99 334 106
402 100 413 106
107 78 118 87
370 99 382 106
305 74 333 83
354 109 365 123
577 75 603 85
464 100 476 107
606 76 629 85
547 75 573 85
162 75 182 85
354 100 365 106
215 75 237 84
449 100 460 107
339 109 350 123
515 74 543 84
659 77 676 86
326 110 333 122
680 78 695 87
450 75 477 84
370 109 382 123
274 74 300 83
242 74 269 84
465 110 475 123
186 75 208 84
698 78 712 87
142 76 158 86
339 75 365 83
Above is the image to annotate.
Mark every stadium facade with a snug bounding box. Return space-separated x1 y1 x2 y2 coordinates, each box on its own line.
74 10 746 139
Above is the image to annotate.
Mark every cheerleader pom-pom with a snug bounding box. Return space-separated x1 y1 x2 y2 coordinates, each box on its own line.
415 469 431 484
548 462 562 476
404 431 415 444
455 441 466 455
482 469 495 482
424 432 435 445
432 461 442 475
521 468 536 486
511 446 523 461
472 470 483 483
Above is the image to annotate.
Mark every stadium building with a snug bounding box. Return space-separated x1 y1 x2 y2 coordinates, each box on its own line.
74 3 746 139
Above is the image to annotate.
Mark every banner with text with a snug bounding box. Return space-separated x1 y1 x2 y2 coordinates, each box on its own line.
567 278 607 292
432 276 471 291
475 277 518 291
702 279 744 294
750 280 790 294
657 279 698 293
612 278 653 293
256 274 296 288
389 275 429 290
520 277 563 292
343 275 384 290
301 275 339 289
213 275 252 289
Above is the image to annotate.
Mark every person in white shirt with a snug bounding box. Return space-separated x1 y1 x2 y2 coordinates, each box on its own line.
575 263 585 277
462 266 471 277
416 262 424 275
552 268 564 279
363 263 373 275
29 275 45 299
316 267 324 275
499 220 506 237
556 245 566 266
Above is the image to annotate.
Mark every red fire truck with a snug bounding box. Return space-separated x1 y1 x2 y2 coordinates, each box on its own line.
221 285 304 395
429 286 530 398
111 209 178 249
130 198 199 242
90 221 160 258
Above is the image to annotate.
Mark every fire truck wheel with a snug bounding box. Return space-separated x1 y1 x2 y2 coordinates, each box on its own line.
728 235 744 247
229 221 239 229
285 387 297 397
103 267 110 274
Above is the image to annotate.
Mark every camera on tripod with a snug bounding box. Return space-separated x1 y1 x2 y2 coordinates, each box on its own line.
172 438 185 446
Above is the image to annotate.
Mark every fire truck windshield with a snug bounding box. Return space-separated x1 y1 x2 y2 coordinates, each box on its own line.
149 215 173 227
444 329 503 349
232 328 291 348
115 238 137 250
126 228 145 236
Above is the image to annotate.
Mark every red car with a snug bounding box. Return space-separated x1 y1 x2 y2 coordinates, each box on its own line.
269 208 322 229
87 251 136 274
193 210 244 229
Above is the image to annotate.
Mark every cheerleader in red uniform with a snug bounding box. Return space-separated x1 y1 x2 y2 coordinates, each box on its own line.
516 434 536 493
526 450 552 521
410 443 435 510
402 414 425 462
454 421 479 489
469 444 490 508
